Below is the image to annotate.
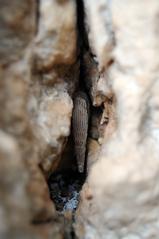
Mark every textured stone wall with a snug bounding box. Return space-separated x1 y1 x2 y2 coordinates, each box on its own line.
75 0 159 238
1 0 159 239
0 0 77 238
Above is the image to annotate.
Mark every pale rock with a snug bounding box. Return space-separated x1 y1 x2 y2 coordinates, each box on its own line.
75 0 159 238
84 0 114 71
34 0 77 71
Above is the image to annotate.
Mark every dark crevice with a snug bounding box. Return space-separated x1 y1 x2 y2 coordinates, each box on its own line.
76 0 88 52
46 0 100 238
48 170 85 212
48 169 85 238
47 0 95 214
35 0 40 35
31 1 115 238
76 0 88 92
47 1 87 238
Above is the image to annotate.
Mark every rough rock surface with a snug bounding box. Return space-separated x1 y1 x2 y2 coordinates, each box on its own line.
0 0 77 238
83 0 114 109
33 0 77 71
75 0 159 238
1 0 159 238
30 0 78 175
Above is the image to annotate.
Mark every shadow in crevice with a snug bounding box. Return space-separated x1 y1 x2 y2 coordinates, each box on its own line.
48 169 85 212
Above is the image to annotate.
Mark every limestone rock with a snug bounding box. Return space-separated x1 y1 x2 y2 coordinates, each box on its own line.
0 0 77 238
75 0 159 238
2 0 159 238
0 0 36 65
33 0 77 71
30 85 73 173
83 0 115 107
84 0 114 71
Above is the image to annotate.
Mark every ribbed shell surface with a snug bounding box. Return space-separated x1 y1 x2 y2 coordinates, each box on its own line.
72 92 89 172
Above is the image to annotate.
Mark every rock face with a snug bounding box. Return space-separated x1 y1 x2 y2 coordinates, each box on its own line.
0 0 77 238
75 0 159 238
1 0 159 238
33 0 77 71
30 0 78 175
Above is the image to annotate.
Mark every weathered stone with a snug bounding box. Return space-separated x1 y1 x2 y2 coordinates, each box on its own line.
33 0 77 71
75 0 159 238
0 0 37 65
0 130 30 234
30 84 73 174
0 0 68 238
2 0 159 238
84 0 114 70
83 8 114 107
30 0 79 172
